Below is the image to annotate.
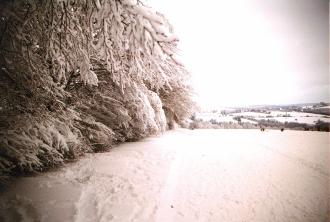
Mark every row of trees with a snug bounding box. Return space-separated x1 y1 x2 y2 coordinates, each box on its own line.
0 0 195 183
189 117 329 132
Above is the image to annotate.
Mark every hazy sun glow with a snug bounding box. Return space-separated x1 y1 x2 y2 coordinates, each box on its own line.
150 0 329 109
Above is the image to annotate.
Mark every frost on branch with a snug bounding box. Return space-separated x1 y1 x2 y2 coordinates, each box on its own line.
0 0 195 183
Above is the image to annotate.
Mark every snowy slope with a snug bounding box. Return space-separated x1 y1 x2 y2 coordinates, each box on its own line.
196 113 238 123
230 111 329 125
0 129 329 222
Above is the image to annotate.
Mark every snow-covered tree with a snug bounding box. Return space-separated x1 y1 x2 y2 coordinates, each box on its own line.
0 0 195 183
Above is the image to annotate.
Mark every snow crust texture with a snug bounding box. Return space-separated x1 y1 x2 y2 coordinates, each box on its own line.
0 129 329 222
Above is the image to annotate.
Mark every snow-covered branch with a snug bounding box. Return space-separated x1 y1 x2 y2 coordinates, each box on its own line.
0 0 195 183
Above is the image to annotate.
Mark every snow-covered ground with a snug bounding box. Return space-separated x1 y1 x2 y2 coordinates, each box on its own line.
0 129 329 222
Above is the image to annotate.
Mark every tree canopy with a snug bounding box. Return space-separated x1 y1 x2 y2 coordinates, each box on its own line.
0 0 195 182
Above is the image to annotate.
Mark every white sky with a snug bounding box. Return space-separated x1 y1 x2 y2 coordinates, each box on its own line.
149 0 329 108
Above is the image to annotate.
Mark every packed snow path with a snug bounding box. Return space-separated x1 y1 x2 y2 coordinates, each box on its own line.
0 129 329 222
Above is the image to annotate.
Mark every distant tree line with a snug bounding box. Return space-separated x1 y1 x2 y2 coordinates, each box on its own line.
188 117 329 132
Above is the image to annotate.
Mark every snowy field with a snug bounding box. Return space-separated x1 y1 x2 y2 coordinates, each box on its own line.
196 113 238 123
263 111 330 125
198 111 330 125
0 129 329 222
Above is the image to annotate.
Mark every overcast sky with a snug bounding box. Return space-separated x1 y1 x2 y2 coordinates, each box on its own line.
149 0 329 108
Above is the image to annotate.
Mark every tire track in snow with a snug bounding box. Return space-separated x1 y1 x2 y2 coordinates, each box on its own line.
155 141 184 221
